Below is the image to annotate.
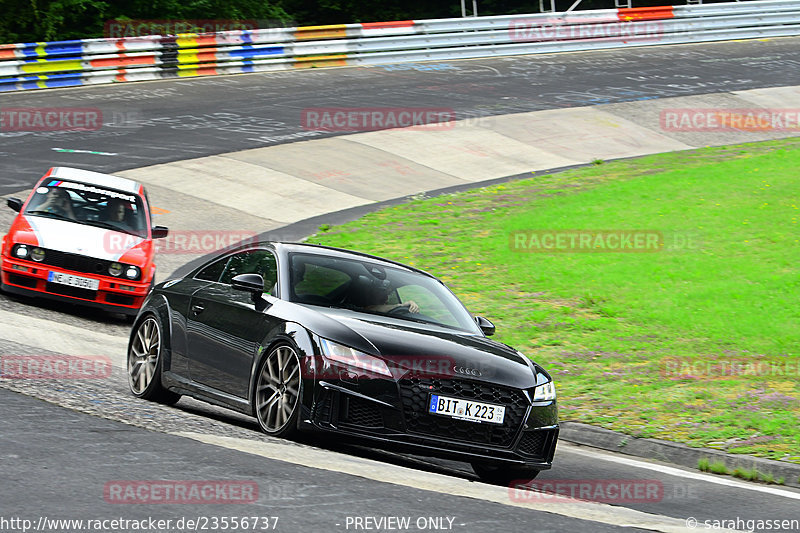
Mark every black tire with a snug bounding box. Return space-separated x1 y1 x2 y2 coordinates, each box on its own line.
127 314 181 405
471 462 540 485
253 343 303 438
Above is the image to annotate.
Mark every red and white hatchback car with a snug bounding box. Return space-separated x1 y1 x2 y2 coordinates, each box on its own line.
1 167 168 316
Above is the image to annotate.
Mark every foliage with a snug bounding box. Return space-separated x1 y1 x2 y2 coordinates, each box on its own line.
1 0 751 43
0 0 290 43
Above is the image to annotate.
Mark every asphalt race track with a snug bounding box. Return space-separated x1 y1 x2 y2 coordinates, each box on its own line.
2 37 800 194
2 37 800 532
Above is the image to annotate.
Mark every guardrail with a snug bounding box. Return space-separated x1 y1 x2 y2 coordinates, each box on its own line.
1 0 799 92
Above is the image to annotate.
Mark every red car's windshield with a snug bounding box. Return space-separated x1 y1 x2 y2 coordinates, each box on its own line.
24 181 148 238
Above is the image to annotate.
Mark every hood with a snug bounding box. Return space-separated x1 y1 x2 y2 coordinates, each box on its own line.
24 215 144 262
279 303 542 389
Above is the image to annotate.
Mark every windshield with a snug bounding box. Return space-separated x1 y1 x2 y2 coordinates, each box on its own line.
288 253 482 334
24 180 148 238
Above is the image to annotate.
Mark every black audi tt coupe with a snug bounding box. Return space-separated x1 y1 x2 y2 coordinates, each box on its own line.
127 242 558 482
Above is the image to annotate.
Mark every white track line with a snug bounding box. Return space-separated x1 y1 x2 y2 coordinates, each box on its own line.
559 443 800 500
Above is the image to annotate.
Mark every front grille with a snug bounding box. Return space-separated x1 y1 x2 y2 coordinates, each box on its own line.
517 429 557 459
399 378 528 447
8 274 37 288
46 282 97 300
343 397 383 429
35 249 111 277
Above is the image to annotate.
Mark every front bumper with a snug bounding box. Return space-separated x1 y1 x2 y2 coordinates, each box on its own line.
1 256 150 315
301 377 559 469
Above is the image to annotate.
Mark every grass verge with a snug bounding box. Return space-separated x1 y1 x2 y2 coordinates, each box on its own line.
309 138 800 464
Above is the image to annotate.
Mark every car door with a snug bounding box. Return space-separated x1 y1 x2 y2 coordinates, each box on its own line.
186 248 280 399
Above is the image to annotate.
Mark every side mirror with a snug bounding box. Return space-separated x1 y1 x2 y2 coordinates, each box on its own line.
7 198 22 212
475 316 495 336
231 273 264 303
151 226 169 239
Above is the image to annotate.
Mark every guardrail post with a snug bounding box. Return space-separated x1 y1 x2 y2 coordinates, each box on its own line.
539 0 557 12
461 0 479 17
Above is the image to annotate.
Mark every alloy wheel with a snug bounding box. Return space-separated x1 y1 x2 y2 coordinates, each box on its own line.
255 345 301 434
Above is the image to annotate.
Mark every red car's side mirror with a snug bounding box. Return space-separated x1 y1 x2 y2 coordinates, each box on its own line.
151 226 169 239
7 198 23 212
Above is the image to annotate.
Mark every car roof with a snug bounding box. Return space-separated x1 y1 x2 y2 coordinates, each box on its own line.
272 242 435 279
45 167 142 195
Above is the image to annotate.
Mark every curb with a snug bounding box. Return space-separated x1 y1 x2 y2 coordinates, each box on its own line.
559 421 800 489
167 164 587 279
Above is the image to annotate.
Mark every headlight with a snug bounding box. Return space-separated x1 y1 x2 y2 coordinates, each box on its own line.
31 248 45 262
533 381 557 401
319 338 391 377
13 244 29 259
125 266 140 280
109 263 122 277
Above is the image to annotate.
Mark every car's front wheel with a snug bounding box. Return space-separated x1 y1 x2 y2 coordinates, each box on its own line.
471 462 540 485
254 343 302 438
128 314 181 405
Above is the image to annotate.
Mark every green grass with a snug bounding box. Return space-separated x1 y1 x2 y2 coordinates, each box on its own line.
699 458 785 485
699 458 731 475
309 138 800 463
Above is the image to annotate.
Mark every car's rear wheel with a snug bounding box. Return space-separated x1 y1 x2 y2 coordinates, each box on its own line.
471 462 540 485
254 343 302 438
128 314 181 405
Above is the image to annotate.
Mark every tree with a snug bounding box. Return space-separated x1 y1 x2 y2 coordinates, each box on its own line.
0 0 291 43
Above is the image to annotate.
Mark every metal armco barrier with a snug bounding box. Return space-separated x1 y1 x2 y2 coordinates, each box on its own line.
1 0 799 92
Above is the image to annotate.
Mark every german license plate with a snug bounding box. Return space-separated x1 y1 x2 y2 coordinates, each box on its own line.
48 271 99 291
428 394 505 424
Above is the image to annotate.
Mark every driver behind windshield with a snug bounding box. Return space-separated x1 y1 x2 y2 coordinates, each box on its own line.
104 198 129 224
352 277 420 314
367 292 420 314
35 188 75 219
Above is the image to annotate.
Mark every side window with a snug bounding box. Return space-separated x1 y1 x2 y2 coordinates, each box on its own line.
219 250 278 293
195 257 229 282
